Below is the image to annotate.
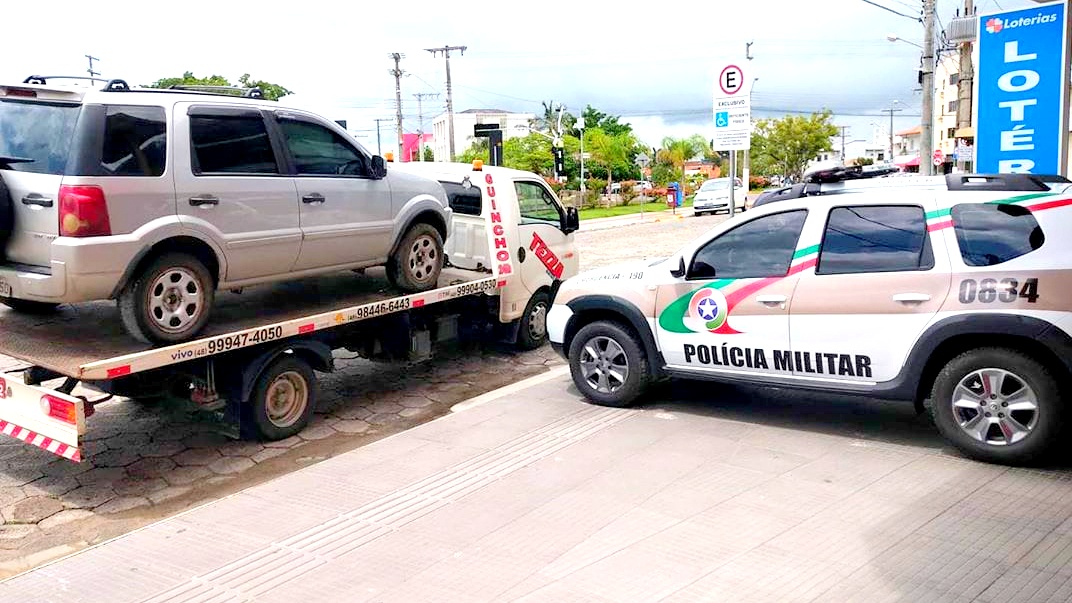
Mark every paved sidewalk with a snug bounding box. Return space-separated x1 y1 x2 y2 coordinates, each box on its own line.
4 370 1072 602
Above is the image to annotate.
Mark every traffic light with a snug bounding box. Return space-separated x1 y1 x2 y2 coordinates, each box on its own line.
553 146 565 177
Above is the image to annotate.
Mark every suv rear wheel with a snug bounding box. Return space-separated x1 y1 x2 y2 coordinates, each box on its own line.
387 223 443 292
119 252 215 344
930 347 1064 465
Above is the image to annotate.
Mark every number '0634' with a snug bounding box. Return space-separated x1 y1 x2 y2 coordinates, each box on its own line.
958 278 1039 304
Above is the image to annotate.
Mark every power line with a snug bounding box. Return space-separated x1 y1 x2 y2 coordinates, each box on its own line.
859 0 922 21
425 45 467 161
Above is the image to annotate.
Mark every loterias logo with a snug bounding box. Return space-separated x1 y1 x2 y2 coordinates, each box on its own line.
985 12 1058 34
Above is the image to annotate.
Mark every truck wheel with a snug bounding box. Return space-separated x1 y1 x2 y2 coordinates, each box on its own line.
568 321 650 408
930 347 1064 466
387 223 443 293
119 252 215 344
0 175 12 257
1 298 60 314
244 355 317 441
516 291 550 350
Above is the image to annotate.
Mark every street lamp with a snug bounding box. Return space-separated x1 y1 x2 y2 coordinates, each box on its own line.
886 34 923 49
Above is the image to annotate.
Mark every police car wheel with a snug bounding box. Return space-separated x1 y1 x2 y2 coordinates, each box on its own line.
930 347 1064 466
568 320 650 408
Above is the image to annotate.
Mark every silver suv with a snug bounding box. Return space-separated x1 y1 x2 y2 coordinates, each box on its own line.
0 77 452 344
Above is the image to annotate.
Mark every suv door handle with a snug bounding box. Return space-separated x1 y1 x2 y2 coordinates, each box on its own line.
893 293 931 303
21 193 53 208
756 294 788 306
188 195 219 207
302 193 326 204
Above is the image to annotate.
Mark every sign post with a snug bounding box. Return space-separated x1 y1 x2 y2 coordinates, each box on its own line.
712 62 752 217
974 0 1070 175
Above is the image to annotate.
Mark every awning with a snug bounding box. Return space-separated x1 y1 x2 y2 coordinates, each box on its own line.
896 156 920 167
954 127 975 138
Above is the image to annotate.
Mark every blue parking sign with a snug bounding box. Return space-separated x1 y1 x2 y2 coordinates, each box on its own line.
975 1 1069 174
715 112 729 128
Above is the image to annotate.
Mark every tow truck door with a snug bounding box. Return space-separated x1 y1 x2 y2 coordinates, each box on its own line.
512 179 577 297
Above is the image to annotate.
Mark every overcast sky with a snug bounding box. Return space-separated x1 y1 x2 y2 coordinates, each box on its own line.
3 0 1044 152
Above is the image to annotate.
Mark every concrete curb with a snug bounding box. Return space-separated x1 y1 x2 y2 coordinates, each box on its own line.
450 366 570 413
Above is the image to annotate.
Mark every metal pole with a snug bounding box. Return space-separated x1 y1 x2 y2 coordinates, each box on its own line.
579 129 586 199
389 53 405 161
729 151 736 217
921 0 936 176
426 46 467 162
956 0 974 172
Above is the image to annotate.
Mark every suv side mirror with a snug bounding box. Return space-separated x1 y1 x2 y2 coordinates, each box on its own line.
670 256 686 278
369 156 388 179
563 206 580 234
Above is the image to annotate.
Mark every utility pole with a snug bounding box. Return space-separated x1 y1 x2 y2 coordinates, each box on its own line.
921 0 936 176
373 118 392 157
882 103 903 166
389 53 406 160
425 45 467 162
85 55 100 78
837 126 850 162
955 0 974 172
413 92 440 162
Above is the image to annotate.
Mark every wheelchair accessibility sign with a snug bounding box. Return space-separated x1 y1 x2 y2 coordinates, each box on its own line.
715 112 729 128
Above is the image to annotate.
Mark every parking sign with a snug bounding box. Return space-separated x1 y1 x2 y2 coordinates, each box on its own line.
974 1 1070 175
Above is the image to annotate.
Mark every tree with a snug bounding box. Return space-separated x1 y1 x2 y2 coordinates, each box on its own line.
853 157 875 166
423 146 435 162
654 135 708 184
587 129 642 190
750 110 838 179
145 71 293 100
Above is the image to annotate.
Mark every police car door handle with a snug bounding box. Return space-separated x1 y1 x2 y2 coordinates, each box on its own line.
756 294 787 306
893 293 931 303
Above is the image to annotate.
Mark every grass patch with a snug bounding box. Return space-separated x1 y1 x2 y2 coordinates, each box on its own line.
578 199 691 220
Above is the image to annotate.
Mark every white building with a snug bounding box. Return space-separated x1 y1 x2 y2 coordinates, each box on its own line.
933 53 962 170
431 109 536 162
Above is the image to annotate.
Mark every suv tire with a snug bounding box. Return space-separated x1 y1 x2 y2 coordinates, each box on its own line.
387 223 443 293
119 252 215 344
930 347 1064 466
0 175 11 258
1 299 60 314
568 320 650 408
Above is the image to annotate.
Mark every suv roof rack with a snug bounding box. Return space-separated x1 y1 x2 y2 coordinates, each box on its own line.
167 84 266 99
21 75 132 92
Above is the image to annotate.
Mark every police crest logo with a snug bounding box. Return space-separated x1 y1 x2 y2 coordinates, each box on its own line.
685 288 729 333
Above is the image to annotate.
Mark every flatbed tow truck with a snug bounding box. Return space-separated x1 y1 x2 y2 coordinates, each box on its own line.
0 161 580 462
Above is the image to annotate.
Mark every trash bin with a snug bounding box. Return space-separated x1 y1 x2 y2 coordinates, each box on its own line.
666 182 682 208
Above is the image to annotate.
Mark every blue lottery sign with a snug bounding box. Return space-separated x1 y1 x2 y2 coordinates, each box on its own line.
975 1 1069 174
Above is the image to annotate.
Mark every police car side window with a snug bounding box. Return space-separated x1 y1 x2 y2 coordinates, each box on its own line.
950 203 1044 266
689 210 808 279
817 205 933 275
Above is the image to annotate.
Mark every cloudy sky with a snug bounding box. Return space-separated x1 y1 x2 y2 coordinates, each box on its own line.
3 0 1043 152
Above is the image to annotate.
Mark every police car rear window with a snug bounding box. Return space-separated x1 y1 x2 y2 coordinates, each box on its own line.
950 203 1044 266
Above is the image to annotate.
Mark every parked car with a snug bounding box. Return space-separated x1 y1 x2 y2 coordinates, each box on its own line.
0 76 452 344
692 177 746 215
633 180 654 193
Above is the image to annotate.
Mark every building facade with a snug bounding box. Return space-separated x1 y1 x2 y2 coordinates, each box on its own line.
431 109 536 162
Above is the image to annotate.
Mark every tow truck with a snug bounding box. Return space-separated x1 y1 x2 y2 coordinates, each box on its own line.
0 161 580 461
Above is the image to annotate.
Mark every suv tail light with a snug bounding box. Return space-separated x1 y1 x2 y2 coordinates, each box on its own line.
59 185 111 237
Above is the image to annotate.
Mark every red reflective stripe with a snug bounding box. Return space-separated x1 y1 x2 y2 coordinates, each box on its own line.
1026 198 1072 212
298 324 315 334
0 420 81 462
497 280 507 288
927 220 953 232
413 299 426 308
107 365 131 378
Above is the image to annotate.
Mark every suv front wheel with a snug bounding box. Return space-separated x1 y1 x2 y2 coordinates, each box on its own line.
387 223 443 293
119 252 215 344
568 320 651 408
930 347 1064 466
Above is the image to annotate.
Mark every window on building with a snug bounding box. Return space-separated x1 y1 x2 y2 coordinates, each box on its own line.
951 204 1044 266
948 128 957 139
947 100 959 113
949 73 960 85
818 205 933 275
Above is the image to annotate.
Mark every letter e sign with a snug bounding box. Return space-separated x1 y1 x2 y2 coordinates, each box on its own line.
719 65 744 95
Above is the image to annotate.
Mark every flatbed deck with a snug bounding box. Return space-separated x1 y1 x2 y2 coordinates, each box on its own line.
0 267 494 380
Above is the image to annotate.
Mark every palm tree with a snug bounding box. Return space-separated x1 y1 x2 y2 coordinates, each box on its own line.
656 135 708 183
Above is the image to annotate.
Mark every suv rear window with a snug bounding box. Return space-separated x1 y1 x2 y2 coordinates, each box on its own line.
442 182 481 216
190 114 277 174
950 203 1044 266
0 99 81 175
818 205 933 274
101 106 166 177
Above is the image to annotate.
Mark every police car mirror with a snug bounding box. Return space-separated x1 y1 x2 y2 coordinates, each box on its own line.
670 256 686 278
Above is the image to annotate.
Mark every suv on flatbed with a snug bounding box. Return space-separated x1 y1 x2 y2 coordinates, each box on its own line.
549 172 1072 465
0 76 451 344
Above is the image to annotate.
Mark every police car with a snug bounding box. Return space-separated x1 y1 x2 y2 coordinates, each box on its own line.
548 172 1072 466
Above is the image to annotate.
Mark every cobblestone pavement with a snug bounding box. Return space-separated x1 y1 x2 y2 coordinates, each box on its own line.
0 214 724 576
